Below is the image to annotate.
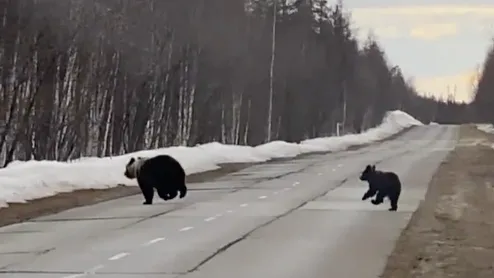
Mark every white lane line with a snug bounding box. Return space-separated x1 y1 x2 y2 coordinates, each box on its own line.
143 237 165 246
204 216 216 222
332 168 336 171
317 173 322 175
63 274 86 278
87 264 104 273
179 226 194 232
227 210 234 213
215 213 223 217
240 203 248 207
63 264 104 277
338 164 343 167
258 195 267 199
108 252 129 261
292 182 300 186
273 191 279 195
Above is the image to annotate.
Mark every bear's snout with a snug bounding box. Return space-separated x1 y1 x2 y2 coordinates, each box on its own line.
124 170 133 179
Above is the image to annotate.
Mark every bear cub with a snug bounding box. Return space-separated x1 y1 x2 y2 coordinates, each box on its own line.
124 154 188 205
359 164 401 211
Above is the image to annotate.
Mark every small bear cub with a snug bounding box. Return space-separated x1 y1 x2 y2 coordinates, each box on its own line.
359 164 401 211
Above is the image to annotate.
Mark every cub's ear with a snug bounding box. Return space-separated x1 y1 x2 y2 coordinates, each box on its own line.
129 157 136 164
371 165 376 171
137 156 144 160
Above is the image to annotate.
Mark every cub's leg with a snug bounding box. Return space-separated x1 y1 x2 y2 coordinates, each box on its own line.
362 188 377 200
388 189 400 211
371 190 386 205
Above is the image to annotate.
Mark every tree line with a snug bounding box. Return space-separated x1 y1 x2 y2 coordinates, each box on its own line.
0 0 467 167
470 39 494 123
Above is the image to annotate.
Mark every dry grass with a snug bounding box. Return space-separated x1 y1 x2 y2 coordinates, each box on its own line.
381 124 494 278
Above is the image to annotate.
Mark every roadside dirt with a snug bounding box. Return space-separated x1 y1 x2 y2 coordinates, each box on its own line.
0 126 413 228
381 124 494 278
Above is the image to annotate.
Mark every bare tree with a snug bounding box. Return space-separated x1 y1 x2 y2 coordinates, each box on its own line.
0 0 468 167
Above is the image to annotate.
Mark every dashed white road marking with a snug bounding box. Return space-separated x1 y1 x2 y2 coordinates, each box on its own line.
62 176 314 277
108 252 129 261
317 173 322 176
338 164 343 167
87 264 104 273
332 168 336 171
63 264 104 277
143 237 165 246
63 273 85 278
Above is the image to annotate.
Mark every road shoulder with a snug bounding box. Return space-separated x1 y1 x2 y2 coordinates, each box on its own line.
381 124 494 278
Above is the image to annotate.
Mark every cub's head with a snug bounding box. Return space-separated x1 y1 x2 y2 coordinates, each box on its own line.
124 156 146 179
359 164 376 181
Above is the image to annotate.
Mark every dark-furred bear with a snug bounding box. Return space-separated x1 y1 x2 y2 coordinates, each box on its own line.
124 154 188 205
359 164 401 211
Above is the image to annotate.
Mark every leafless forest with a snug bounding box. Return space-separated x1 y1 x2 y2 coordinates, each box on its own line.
470 39 494 123
0 0 469 167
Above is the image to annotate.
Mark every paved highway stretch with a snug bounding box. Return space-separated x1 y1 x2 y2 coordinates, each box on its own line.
0 125 458 278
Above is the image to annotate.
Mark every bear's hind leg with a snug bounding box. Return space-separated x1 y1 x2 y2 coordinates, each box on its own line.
156 189 171 201
167 189 178 200
178 183 187 199
388 191 400 211
158 188 177 200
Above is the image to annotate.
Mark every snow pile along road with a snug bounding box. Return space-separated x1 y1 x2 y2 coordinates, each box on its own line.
0 110 423 208
476 124 494 134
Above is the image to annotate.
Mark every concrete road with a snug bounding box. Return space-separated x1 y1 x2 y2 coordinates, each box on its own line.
0 125 458 278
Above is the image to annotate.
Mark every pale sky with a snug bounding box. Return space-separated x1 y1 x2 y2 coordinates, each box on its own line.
331 0 494 103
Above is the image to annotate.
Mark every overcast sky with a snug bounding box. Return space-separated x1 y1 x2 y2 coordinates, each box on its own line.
330 0 494 103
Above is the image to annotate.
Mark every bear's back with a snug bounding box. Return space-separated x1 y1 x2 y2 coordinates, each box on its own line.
373 171 400 190
141 155 185 181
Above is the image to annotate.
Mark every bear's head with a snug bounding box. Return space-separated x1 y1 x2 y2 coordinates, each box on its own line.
124 156 145 179
359 164 376 181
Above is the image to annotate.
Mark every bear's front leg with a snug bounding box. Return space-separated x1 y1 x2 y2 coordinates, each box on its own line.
362 188 376 200
141 186 154 205
371 190 385 205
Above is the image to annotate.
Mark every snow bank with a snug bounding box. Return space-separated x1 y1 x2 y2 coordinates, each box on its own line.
0 110 423 207
476 124 494 134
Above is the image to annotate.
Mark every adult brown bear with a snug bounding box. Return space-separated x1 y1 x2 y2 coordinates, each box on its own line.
124 154 188 205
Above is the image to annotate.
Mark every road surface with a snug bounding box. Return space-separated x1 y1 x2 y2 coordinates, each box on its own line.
0 125 458 278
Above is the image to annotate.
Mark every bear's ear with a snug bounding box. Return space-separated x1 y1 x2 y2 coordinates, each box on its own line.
137 156 143 161
129 157 135 164
372 165 376 171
